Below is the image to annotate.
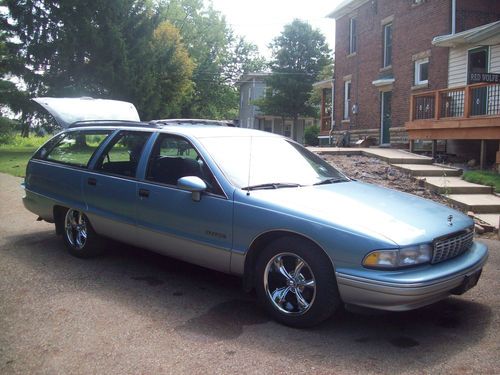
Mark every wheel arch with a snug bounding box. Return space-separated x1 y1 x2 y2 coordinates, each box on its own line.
242 230 335 292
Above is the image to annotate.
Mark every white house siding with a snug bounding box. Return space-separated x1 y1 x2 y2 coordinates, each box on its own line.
448 46 468 87
448 44 500 88
490 44 500 73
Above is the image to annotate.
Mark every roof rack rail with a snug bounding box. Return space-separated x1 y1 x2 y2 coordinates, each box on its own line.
68 120 158 129
150 119 235 127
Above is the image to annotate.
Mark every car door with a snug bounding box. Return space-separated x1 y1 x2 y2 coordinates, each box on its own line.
135 133 233 273
83 130 152 244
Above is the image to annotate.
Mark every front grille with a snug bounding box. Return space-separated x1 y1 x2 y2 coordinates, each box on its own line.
432 228 474 264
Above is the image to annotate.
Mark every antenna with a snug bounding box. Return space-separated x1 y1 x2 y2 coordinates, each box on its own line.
246 136 253 196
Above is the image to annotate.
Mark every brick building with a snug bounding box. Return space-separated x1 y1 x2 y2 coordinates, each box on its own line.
326 0 500 148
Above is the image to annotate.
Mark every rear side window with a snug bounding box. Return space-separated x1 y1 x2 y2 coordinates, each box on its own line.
95 131 151 178
43 130 112 168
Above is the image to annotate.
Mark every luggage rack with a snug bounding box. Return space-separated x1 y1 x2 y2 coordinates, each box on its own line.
150 119 234 127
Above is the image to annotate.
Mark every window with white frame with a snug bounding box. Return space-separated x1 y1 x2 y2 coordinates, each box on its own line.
349 18 357 54
343 80 351 120
383 23 392 67
414 58 429 85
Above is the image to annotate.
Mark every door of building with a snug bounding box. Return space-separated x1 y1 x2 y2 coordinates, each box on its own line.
380 91 392 144
468 47 489 116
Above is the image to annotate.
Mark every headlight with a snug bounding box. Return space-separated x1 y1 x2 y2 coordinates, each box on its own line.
362 244 432 269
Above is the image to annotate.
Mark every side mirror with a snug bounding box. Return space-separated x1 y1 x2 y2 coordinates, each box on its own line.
177 176 207 202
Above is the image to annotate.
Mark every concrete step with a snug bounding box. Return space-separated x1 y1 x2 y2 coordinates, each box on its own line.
392 164 462 177
476 214 500 229
309 147 433 164
445 194 500 214
417 176 493 194
363 149 433 165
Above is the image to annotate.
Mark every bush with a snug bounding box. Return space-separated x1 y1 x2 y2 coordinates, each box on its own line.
304 125 320 146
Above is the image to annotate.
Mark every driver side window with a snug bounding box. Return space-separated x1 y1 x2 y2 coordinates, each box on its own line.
146 134 223 195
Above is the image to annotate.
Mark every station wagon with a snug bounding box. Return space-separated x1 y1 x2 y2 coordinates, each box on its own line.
23 97 488 327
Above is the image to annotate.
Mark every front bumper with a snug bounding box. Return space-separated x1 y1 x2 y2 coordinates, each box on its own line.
336 241 488 311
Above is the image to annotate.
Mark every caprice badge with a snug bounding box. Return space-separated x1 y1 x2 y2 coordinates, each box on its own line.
448 214 453 226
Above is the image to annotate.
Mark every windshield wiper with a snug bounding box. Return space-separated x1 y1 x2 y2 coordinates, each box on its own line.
313 177 347 186
242 182 302 191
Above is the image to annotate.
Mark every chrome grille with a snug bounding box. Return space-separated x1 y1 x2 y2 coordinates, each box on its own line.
432 228 474 264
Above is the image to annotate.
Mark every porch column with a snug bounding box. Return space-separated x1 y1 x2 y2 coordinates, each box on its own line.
432 140 437 159
480 140 486 170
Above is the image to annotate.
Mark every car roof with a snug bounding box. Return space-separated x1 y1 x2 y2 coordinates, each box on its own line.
67 122 280 139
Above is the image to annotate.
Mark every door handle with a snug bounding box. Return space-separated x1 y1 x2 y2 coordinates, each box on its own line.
138 188 150 198
87 177 97 186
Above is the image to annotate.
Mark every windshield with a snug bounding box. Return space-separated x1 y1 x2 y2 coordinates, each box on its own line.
199 136 348 189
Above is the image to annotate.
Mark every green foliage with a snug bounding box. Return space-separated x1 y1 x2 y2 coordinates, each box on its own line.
258 19 332 120
3 0 267 128
304 124 320 146
1 134 50 148
463 170 500 193
0 117 17 144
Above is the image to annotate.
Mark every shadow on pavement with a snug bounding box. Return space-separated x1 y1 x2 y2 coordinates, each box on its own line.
3 229 493 372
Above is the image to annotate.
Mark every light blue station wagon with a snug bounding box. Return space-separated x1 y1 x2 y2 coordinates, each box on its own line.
23 98 488 327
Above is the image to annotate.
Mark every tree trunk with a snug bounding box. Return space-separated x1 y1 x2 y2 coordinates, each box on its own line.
20 111 30 138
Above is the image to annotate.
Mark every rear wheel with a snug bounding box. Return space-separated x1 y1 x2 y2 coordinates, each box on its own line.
62 208 103 258
255 236 340 328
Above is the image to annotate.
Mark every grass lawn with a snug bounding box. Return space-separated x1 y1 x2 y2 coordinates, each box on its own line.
0 135 49 178
463 170 500 193
0 148 37 177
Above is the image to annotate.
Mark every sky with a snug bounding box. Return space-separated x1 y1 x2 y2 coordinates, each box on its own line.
209 0 345 59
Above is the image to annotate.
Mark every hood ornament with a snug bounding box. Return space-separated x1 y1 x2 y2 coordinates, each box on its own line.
447 215 453 226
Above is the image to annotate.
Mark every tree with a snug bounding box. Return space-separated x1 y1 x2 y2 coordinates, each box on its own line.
133 21 194 120
257 19 332 123
3 0 266 133
160 0 266 119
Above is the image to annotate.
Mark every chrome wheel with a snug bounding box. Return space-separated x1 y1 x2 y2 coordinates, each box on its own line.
64 209 88 250
264 252 316 315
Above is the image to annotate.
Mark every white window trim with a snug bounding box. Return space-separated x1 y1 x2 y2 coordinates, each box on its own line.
414 58 429 85
247 87 252 105
343 80 351 120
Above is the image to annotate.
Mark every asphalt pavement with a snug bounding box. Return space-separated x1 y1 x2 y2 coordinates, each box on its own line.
0 173 498 374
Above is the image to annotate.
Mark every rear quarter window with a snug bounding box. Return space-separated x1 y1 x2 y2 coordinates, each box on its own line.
41 130 112 168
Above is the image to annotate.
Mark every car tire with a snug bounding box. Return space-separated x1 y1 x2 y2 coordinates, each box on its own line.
255 236 341 328
62 208 103 258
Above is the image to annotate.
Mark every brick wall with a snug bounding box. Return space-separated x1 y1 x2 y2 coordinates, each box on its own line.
456 0 500 33
334 0 452 146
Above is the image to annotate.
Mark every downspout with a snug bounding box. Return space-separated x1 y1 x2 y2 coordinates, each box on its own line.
251 78 255 129
451 0 456 34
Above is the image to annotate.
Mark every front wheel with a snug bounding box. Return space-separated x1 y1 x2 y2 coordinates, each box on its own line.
63 208 103 258
255 237 341 328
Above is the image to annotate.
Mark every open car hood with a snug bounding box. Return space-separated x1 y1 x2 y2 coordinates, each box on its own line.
32 97 140 128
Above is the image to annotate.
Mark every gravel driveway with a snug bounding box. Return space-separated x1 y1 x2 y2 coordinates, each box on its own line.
0 173 498 374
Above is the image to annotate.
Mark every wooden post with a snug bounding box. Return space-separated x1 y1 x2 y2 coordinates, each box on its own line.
432 140 437 160
409 94 414 121
480 140 486 170
409 139 415 153
464 85 471 118
435 90 441 120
